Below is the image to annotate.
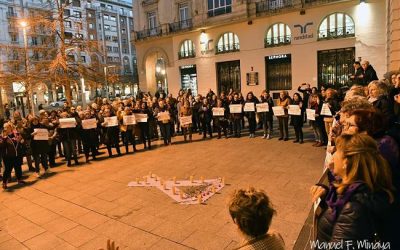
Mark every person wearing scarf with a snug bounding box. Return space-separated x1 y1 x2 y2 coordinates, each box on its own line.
311 133 398 249
277 90 291 141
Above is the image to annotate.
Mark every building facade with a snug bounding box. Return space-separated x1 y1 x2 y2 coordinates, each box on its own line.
0 0 137 109
133 0 397 98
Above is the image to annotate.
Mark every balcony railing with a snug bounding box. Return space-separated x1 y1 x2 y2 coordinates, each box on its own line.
169 19 193 33
215 43 240 54
303 0 345 6
135 27 162 40
265 35 292 47
6 12 18 18
142 0 158 6
178 50 195 60
256 0 294 15
318 26 355 40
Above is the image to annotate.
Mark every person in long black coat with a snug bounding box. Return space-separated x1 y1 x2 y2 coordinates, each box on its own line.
213 99 229 139
244 92 259 138
28 116 52 175
80 111 98 162
100 108 121 157
260 90 274 139
290 93 304 143
199 98 213 139
138 102 152 149
57 111 80 166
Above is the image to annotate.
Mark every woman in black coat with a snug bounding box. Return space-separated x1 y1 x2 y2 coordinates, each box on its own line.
244 92 259 138
138 102 152 149
57 112 80 166
199 98 213 139
260 90 274 139
80 110 99 162
100 108 121 157
311 134 398 249
290 93 304 143
28 116 51 175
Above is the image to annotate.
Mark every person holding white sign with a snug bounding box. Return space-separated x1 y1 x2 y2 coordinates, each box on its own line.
80 111 99 162
179 99 193 142
155 100 172 146
28 116 52 174
57 112 80 166
230 93 243 138
277 91 292 141
260 90 274 139
290 93 304 144
119 107 137 154
137 102 152 150
309 94 325 147
244 92 259 138
101 108 122 157
199 98 213 139
213 99 228 139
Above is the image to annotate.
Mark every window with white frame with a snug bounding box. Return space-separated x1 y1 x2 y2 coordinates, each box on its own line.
147 11 157 30
318 13 355 40
265 23 291 47
216 32 239 54
208 0 232 17
179 40 195 59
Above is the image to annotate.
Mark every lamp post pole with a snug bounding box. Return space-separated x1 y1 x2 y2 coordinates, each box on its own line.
21 21 35 115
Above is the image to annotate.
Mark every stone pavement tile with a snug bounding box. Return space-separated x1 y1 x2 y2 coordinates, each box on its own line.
14 187 44 200
4 215 45 242
73 212 110 229
271 219 303 249
20 208 60 226
53 190 82 201
58 225 98 247
118 228 161 249
23 232 76 250
15 203 44 217
0 238 28 249
56 204 91 221
32 181 58 193
85 199 119 215
151 221 196 243
182 213 226 235
78 185 108 196
113 194 145 210
119 212 166 232
147 239 192 250
42 217 78 235
181 230 233 250
0 206 17 221
93 220 133 241
0 191 20 203
96 188 131 202
30 193 58 207
69 194 100 207
105 206 135 220
0 228 13 244
3 198 33 212
79 235 127 250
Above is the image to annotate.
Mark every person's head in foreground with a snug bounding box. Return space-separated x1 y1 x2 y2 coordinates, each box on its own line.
228 187 285 250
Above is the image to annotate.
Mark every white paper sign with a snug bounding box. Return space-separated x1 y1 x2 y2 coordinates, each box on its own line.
59 118 76 128
135 114 148 123
180 116 192 126
256 103 269 112
123 115 136 125
158 112 170 122
321 103 332 116
104 116 118 127
229 104 242 114
306 109 316 121
212 108 225 116
244 103 255 112
272 106 285 117
82 118 97 129
33 128 49 140
288 105 302 116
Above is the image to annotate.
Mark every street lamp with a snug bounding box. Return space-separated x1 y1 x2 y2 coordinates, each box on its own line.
20 20 35 115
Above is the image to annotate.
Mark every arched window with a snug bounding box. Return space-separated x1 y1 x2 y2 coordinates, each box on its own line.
318 13 355 40
179 40 195 59
265 23 291 47
216 32 240 54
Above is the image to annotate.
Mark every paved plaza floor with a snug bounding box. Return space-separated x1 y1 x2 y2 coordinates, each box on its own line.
0 131 325 249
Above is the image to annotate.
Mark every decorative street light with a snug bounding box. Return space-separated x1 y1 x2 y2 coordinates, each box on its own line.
20 20 35 115
104 65 116 99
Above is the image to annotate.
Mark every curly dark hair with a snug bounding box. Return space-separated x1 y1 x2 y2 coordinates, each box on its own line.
228 187 276 238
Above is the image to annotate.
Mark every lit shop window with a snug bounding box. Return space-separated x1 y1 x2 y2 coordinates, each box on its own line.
318 13 355 40
179 40 195 59
216 32 239 54
265 23 291 47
